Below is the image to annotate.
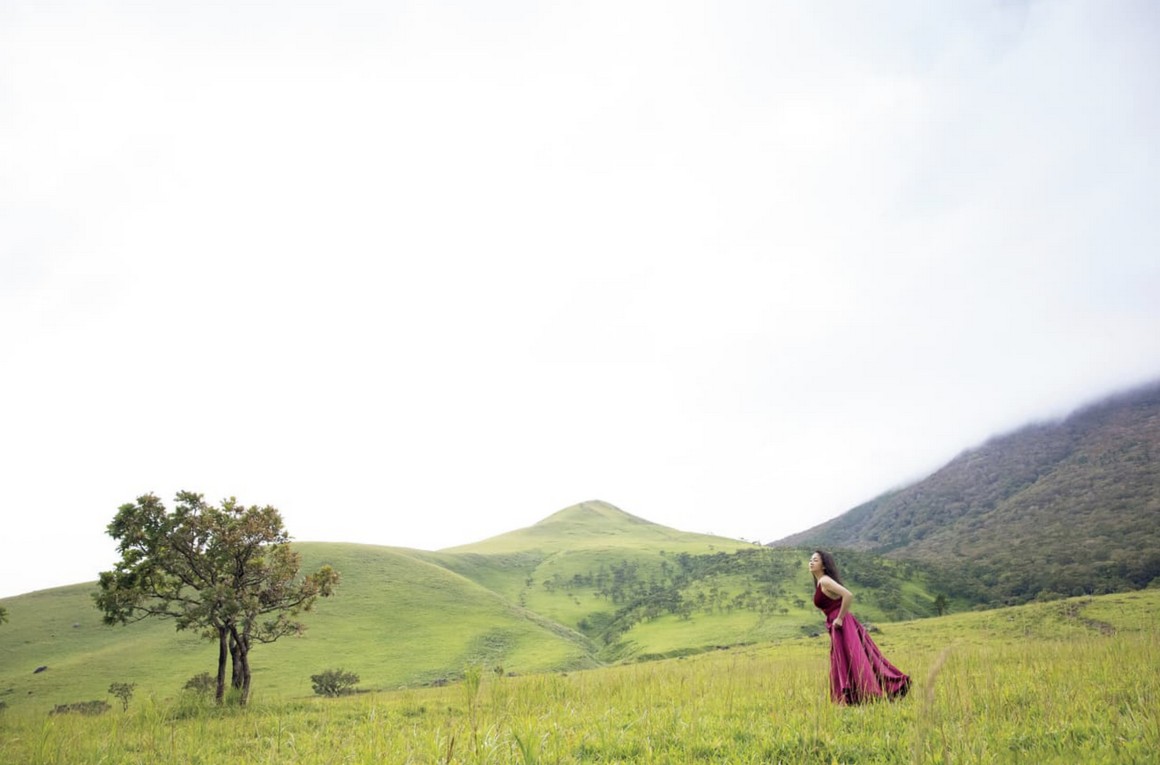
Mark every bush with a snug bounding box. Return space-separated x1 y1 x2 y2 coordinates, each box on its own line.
50 700 110 716
311 668 360 697
184 672 216 696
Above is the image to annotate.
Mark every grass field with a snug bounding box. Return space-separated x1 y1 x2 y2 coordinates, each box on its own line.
2 589 1156 764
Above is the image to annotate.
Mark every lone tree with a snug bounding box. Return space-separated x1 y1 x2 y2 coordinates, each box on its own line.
94 491 339 705
108 682 136 711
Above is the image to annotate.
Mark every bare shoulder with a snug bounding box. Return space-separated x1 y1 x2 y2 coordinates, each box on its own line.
818 575 850 599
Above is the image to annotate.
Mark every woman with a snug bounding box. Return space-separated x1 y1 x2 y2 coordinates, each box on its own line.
810 549 910 704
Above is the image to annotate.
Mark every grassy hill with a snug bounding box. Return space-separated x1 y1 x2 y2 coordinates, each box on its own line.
0 543 598 714
775 380 1160 604
0 501 938 714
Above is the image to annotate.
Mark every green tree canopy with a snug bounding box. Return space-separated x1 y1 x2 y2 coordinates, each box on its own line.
94 491 339 705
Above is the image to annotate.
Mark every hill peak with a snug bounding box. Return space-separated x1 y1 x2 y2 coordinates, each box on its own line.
442 500 747 554
535 500 658 528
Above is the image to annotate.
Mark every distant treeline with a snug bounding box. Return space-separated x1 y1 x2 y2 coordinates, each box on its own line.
929 548 1160 606
537 548 931 645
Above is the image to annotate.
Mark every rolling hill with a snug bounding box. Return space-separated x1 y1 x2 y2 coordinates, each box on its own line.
0 501 937 713
774 380 1160 604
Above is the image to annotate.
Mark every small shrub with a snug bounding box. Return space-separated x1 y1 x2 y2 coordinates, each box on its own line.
50 700 110 716
310 668 360 697
184 672 216 696
108 682 136 711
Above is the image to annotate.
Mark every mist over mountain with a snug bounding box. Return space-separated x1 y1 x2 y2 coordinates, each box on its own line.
774 380 1160 604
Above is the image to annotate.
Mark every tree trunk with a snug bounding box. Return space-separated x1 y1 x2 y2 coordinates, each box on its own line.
215 626 228 704
230 626 253 706
229 632 243 690
241 648 252 706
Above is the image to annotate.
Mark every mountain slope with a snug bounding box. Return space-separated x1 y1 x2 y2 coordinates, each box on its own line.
775 381 1160 603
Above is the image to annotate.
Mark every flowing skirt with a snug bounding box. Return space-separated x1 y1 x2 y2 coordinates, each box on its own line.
827 614 910 704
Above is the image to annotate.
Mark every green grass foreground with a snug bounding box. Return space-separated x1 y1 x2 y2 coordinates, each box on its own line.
2 591 1157 764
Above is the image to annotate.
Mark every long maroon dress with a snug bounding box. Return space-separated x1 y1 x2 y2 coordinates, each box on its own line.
814 583 910 704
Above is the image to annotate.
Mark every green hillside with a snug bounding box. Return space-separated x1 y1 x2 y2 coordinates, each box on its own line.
0 501 939 714
775 380 1160 604
0 543 597 714
435 502 937 655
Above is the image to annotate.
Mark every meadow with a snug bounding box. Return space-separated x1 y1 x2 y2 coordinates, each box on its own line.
1 589 1155 764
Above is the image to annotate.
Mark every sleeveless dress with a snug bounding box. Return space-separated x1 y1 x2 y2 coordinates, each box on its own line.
814 583 910 704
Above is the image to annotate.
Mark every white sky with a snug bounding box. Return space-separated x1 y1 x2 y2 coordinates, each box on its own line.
2 1 1158 598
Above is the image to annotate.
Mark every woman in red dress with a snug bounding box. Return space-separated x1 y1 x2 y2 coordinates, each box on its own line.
809 549 910 704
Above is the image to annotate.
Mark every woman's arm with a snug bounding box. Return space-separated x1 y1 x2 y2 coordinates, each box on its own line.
819 576 854 627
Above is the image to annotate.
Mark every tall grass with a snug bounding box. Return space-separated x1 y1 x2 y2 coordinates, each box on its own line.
2 591 1156 764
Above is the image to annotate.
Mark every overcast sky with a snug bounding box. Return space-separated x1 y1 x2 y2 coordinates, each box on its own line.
2 1 1158 599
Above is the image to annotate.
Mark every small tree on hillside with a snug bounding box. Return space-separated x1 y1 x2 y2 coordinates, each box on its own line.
0 606 7 625
94 492 340 706
108 682 136 711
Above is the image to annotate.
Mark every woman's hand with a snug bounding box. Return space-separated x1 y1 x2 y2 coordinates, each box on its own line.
832 616 843 629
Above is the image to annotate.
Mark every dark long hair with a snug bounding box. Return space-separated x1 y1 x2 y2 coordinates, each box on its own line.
814 549 843 585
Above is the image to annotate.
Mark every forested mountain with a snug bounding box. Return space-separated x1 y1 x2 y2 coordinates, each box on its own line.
774 381 1160 604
